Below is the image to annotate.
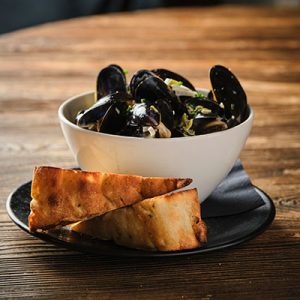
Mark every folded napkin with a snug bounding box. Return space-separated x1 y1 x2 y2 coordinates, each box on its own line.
201 160 265 218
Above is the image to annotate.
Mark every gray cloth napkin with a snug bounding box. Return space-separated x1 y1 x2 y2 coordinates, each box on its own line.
201 160 265 218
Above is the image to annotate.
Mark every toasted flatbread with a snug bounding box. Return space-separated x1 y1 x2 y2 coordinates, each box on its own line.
71 188 207 251
29 166 192 231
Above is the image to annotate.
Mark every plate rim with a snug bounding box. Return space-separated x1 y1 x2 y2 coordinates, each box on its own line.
6 182 276 257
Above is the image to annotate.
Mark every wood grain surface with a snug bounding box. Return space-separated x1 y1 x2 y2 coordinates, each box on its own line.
0 5 299 299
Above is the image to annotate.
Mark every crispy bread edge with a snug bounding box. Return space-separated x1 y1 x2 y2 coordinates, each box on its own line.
28 166 193 231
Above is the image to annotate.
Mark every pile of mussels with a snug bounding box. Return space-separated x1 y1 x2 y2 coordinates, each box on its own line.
75 65 248 138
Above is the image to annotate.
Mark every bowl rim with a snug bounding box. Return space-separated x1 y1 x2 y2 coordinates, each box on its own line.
58 90 254 142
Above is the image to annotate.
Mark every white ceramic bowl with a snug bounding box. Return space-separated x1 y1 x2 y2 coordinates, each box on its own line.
58 91 254 202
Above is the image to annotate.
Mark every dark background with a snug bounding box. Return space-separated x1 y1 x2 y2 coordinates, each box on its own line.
0 0 299 34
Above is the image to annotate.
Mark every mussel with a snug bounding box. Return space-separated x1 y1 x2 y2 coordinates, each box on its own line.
153 98 174 131
130 70 174 103
75 64 248 138
125 102 171 138
130 69 184 120
129 103 160 128
96 64 127 99
76 91 130 133
174 96 227 135
192 115 227 135
129 69 154 99
210 65 247 127
99 102 128 134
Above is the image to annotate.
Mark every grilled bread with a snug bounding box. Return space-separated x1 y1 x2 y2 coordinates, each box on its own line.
71 188 207 251
29 166 192 231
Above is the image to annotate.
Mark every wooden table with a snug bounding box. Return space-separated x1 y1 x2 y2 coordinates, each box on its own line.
1 5 299 299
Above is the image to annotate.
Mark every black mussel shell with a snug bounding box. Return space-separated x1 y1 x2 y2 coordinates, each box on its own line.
207 90 215 101
137 75 185 120
100 102 128 134
154 99 174 130
151 68 196 91
77 92 129 127
129 69 155 98
210 65 247 125
171 128 185 137
133 74 174 103
119 125 144 137
96 64 127 99
129 103 160 127
130 69 184 119
192 114 228 135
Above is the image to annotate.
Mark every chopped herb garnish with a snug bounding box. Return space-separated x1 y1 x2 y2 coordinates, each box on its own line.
150 105 159 113
194 91 205 98
187 104 203 117
141 98 146 103
123 69 129 75
179 113 194 135
126 104 133 112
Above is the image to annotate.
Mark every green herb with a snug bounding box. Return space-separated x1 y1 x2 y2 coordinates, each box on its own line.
126 104 133 112
194 91 205 98
150 105 159 113
141 98 146 103
123 69 129 75
187 104 203 117
178 113 195 136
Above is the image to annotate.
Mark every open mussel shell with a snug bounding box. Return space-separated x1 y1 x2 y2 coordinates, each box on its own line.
119 125 144 137
154 99 174 130
120 103 161 138
130 70 184 119
129 69 155 98
135 76 172 102
210 65 247 125
151 68 196 91
130 70 174 103
129 103 160 127
96 64 127 99
192 115 228 135
128 100 174 138
171 128 185 137
100 102 128 134
77 92 129 127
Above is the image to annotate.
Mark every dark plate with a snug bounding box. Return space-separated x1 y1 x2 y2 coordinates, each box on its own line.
6 181 275 257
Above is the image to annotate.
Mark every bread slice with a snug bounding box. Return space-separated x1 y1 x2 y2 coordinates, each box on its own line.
28 166 192 231
71 188 207 251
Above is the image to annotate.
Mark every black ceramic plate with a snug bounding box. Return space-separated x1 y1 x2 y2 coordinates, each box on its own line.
6 181 275 257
